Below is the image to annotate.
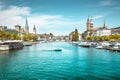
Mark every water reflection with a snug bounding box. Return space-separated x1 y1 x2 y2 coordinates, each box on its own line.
0 52 11 72
70 46 80 76
0 51 9 54
72 46 79 64
0 50 22 72
86 48 94 76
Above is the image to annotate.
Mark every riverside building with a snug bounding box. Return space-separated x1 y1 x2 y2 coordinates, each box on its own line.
83 16 111 39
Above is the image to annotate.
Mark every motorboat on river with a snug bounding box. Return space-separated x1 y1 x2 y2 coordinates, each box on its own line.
53 49 62 52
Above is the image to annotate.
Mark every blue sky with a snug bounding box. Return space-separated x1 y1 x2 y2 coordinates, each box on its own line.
0 0 120 35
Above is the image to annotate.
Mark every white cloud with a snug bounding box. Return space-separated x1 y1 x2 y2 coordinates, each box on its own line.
0 4 84 35
28 14 83 35
0 3 108 35
92 15 104 19
0 5 30 29
111 6 120 10
100 0 116 6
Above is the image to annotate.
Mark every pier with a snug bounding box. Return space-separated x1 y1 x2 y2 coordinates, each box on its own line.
0 40 24 51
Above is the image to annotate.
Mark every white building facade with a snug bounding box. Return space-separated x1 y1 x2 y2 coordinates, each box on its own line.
95 29 111 36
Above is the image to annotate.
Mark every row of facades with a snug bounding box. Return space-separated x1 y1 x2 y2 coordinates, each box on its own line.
0 17 120 41
70 16 120 41
0 17 37 36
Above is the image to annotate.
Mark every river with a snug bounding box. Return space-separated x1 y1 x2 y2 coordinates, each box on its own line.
0 42 120 79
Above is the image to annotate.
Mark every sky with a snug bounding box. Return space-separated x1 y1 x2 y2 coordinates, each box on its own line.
0 0 120 35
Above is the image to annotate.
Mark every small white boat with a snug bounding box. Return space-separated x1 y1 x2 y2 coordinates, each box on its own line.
79 42 91 47
24 44 32 46
96 45 104 49
112 43 120 51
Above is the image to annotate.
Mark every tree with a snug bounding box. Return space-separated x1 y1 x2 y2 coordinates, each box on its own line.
23 34 38 41
0 30 10 40
0 30 38 41
86 35 92 41
10 33 17 40
72 29 79 41
32 35 38 41
50 33 53 38
90 34 120 42
0 30 2 40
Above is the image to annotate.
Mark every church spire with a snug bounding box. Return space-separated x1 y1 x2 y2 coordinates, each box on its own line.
87 17 90 31
33 24 36 34
104 20 105 27
87 16 90 22
25 16 28 28
103 20 106 28
25 16 29 34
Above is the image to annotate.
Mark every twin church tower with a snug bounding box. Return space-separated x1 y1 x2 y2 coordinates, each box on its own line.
86 16 107 31
86 16 94 31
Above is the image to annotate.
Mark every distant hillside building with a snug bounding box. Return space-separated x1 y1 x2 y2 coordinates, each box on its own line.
111 27 120 34
0 25 18 33
0 26 7 30
15 24 21 35
37 33 55 41
94 27 111 36
15 24 25 33
15 25 21 32
93 21 111 36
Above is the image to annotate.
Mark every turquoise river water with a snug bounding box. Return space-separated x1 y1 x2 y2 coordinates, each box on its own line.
0 42 120 79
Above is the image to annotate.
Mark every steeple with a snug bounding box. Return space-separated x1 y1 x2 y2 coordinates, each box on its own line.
33 25 36 34
87 16 90 23
25 16 28 28
90 16 93 23
103 20 106 28
87 16 93 31
25 16 29 34
90 16 93 28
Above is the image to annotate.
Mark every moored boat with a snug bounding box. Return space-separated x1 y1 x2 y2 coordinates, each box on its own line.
0 40 24 50
24 44 32 46
111 43 120 52
79 42 91 47
96 45 104 49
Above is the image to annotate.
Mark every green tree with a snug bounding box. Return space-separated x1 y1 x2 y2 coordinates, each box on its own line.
0 30 2 40
86 35 92 41
72 29 79 41
0 30 22 40
23 34 38 41
50 33 53 38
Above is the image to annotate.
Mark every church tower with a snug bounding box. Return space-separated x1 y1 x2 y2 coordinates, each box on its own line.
87 16 91 31
25 17 29 34
33 25 36 34
86 16 94 31
90 16 93 29
103 20 106 28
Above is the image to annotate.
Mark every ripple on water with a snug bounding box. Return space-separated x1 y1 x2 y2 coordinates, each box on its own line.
0 42 120 79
